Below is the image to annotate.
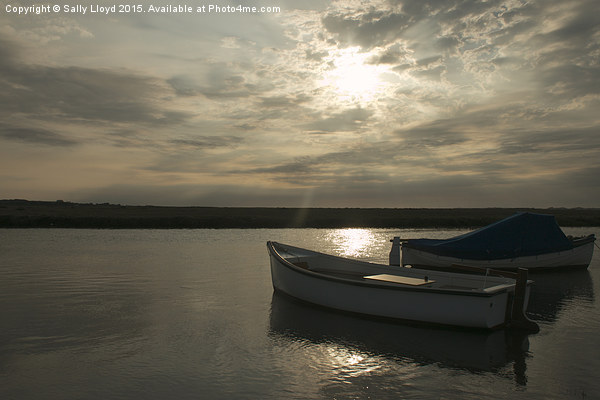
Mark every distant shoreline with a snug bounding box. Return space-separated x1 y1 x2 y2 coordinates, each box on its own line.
1 199 599 229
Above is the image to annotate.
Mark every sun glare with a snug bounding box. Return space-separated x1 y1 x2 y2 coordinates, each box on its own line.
320 47 389 103
327 228 377 258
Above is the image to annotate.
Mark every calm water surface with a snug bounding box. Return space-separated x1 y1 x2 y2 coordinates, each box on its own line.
1 228 599 399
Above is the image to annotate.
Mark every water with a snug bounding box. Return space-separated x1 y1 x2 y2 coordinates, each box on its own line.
1 228 599 399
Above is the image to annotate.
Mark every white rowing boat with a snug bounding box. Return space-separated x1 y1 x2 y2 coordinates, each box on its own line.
267 241 539 331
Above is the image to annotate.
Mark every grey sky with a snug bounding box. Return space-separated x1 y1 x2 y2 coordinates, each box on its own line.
1 0 599 207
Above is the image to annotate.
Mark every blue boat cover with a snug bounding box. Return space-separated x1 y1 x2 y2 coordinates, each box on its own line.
404 212 573 260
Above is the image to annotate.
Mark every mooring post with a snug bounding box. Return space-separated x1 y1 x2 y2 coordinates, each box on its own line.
510 268 540 333
389 237 401 266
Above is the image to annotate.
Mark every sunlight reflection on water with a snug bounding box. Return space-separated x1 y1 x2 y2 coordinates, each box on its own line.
317 343 381 382
326 228 378 259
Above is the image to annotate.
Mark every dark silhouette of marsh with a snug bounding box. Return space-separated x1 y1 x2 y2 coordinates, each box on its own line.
1 199 598 229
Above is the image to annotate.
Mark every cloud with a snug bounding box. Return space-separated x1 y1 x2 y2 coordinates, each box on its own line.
321 6 410 50
169 136 242 149
259 94 311 108
366 43 411 65
305 49 329 62
70 182 307 207
78 159 600 208
397 125 468 150
302 107 373 134
541 65 600 101
234 141 404 188
0 126 78 147
168 71 252 99
0 36 19 68
167 59 279 101
244 157 317 176
0 42 187 127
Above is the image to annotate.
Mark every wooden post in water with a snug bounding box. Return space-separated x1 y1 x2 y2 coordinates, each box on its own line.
510 268 540 333
389 237 402 266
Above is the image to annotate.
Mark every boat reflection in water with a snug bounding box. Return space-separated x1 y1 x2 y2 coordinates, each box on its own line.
269 291 531 385
269 266 595 388
527 269 594 323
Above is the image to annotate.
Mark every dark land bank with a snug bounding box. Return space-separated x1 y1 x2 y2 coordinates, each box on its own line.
1 200 599 229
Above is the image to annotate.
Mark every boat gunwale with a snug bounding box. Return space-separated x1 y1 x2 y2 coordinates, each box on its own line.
571 234 596 247
267 241 511 298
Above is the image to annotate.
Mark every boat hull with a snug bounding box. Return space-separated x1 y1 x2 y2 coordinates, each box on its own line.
268 243 522 330
401 240 595 271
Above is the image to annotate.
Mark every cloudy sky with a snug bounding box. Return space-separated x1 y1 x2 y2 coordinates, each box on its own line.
1 0 599 207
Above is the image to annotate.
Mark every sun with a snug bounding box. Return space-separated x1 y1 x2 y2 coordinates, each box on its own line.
320 47 389 103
